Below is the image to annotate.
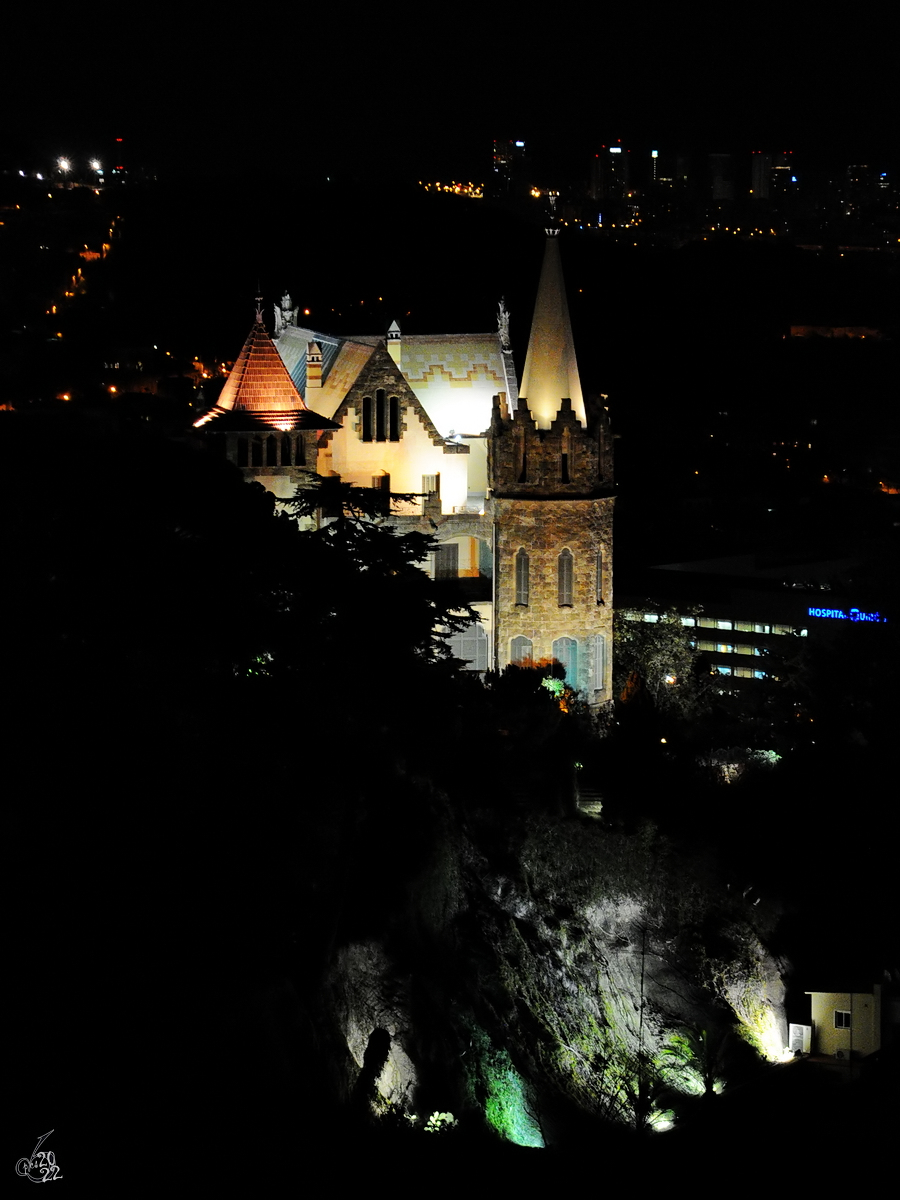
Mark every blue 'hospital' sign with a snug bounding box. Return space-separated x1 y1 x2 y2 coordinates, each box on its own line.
808 607 886 623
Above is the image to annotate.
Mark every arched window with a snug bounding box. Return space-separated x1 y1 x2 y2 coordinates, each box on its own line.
515 549 530 606
389 396 400 441
511 636 533 665
449 622 488 672
266 436 278 466
362 396 373 442
593 634 606 691
558 548 574 607
281 435 292 465
553 637 578 686
251 439 263 467
375 389 387 441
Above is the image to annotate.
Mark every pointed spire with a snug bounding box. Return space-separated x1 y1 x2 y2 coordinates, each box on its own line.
519 234 585 428
216 306 309 416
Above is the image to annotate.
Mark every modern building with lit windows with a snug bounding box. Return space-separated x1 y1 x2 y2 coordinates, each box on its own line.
618 555 889 694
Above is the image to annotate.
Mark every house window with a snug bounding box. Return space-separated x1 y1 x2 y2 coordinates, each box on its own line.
511 636 533 665
389 396 400 441
422 474 439 496
449 622 488 672
596 551 604 603
558 549 574 607
515 549 530 606
553 637 578 685
434 542 459 580
363 392 400 442
375 389 387 441
593 634 606 690
370 473 391 514
251 439 263 466
560 452 570 483
266 436 278 466
295 436 306 466
281 435 292 465
237 437 248 467
834 1011 851 1029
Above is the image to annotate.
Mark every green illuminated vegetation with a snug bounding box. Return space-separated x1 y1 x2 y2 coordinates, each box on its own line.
7 409 839 1165
465 1027 544 1148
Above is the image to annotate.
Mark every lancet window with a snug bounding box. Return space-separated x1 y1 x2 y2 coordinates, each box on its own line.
558 548 574 607
511 636 533 665
515 549 530 606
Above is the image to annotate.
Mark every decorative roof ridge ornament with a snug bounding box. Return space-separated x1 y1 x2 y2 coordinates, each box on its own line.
498 297 511 350
273 291 297 336
545 192 560 238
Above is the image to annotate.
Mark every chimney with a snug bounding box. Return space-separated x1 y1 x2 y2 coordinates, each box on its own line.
307 340 322 389
387 319 401 366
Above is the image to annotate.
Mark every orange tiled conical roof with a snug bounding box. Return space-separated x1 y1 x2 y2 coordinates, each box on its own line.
217 310 308 414
194 308 339 431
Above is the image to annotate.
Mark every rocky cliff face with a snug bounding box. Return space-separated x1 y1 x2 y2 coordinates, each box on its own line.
319 797 786 1144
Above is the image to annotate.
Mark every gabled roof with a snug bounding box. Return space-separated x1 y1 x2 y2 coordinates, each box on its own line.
276 325 511 437
519 233 586 428
317 341 468 454
194 311 339 431
276 325 379 417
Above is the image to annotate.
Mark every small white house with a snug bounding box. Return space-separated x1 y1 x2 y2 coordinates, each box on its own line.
805 986 882 1059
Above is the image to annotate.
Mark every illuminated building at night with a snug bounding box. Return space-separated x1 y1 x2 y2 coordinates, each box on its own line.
196 234 615 700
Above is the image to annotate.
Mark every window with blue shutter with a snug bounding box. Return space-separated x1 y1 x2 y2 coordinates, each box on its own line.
553 637 578 685
593 634 606 690
449 622 488 672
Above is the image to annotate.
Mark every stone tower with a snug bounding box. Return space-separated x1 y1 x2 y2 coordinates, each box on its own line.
489 230 614 702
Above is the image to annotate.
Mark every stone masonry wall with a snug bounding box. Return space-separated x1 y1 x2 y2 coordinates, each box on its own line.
494 497 614 701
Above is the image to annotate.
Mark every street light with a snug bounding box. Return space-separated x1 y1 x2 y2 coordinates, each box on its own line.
58 158 71 172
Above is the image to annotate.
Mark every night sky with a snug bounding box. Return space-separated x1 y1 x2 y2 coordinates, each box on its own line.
6 10 897 181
